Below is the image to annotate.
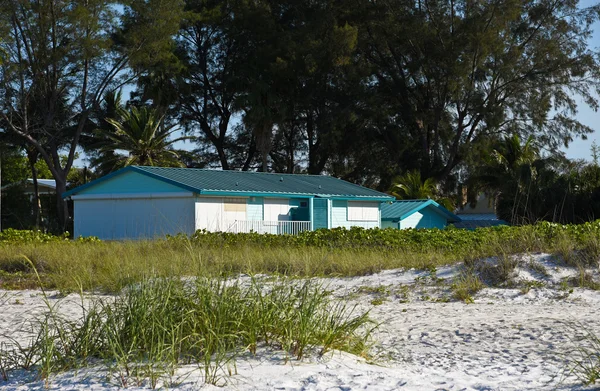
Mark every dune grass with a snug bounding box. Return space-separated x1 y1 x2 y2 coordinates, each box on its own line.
0 222 599 293
0 240 524 293
0 270 374 387
561 322 600 386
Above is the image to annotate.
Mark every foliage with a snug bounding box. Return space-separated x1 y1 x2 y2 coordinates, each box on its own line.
0 0 185 228
2 221 600 292
0 150 29 184
0 229 69 243
93 105 191 170
390 170 455 209
390 170 437 200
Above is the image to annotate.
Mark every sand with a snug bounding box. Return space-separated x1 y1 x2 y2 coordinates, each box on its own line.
1 253 599 390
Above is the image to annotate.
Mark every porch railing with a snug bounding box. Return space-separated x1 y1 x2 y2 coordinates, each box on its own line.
225 220 311 235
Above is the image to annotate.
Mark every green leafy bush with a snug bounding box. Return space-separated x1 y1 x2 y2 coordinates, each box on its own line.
0 229 99 244
0 229 69 243
168 220 600 254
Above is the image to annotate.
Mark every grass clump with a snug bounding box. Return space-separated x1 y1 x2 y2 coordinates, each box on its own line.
527 260 550 278
477 254 519 287
569 268 600 291
1 275 373 387
562 323 600 386
451 270 484 303
519 280 546 295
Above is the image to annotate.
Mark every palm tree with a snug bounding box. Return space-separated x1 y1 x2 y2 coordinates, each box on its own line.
492 134 539 185
94 106 192 171
468 134 541 223
390 170 456 210
390 170 437 199
471 134 539 194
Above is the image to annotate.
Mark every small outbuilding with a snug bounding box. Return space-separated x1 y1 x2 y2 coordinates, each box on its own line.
381 199 461 229
455 193 508 229
63 166 394 240
1 178 57 196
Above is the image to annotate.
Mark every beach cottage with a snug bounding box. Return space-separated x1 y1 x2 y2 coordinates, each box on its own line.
63 166 394 239
381 200 461 229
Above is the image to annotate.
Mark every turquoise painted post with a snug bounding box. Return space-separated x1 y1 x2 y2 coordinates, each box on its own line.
309 197 314 231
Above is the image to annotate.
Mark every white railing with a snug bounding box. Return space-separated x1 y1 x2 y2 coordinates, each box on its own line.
225 220 311 235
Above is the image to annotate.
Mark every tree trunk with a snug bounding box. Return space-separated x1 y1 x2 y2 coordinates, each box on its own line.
54 177 69 233
241 138 256 171
27 152 41 229
261 151 268 172
216 144 230 170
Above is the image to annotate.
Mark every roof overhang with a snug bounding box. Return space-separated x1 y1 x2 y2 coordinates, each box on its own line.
64 166 395 201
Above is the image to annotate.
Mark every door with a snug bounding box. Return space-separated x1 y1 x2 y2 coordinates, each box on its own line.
313 198 328 230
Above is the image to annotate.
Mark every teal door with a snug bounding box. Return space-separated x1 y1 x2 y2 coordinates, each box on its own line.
313 199 328 230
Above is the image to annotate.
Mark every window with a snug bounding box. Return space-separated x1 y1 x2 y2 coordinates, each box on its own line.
223 198 246 212
347 201 378 221
223 198 246 222
264 198 291 222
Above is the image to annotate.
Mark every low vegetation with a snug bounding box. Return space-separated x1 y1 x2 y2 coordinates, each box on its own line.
0 272 373 387
1 221 600 292
1 224 600 388
562 323 600 386
451 271 485 303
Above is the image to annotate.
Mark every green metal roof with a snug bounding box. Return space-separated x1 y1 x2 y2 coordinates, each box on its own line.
381 200 461 222
64 166 394 200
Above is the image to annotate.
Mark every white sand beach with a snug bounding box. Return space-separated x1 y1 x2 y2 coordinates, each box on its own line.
1 253 599 391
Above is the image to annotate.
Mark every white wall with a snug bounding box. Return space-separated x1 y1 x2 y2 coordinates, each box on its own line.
74 195 195 239
398 208 447 229
330 200 380 229
195 196 293 234
195 197 226 231
399 211 423 229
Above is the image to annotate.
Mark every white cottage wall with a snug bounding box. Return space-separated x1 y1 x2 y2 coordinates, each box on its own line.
330 200 380 229
195 196 295 234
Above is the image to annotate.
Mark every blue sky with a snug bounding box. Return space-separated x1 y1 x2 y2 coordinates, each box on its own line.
562 0 600 161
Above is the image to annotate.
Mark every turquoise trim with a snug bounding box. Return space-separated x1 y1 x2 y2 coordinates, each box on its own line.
309 198 314 231
313 199 328 229
315 196 393 201
62 166 137 198
200 190 318 198
62 166 198 198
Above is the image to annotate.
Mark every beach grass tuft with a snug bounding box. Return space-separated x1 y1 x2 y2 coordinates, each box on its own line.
1 271 373 387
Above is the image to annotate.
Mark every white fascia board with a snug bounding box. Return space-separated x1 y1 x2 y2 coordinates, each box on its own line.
70 192 194 200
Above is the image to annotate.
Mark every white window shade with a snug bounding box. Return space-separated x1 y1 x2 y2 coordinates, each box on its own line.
264 198 291 221
347 201 379 221
223 198 246 222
